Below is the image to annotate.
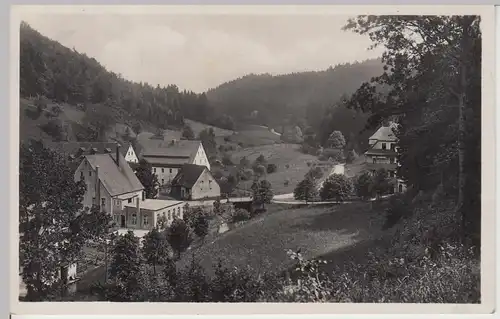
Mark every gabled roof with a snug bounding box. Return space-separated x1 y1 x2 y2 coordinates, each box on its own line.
48 141 118 158
142 156 192 168
83 152 144 196
369 122 398 141
171 164 207 189
364 148 398 156
140 139 201 159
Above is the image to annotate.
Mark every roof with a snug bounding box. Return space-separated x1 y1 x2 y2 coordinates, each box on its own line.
142 156 191 168
171 164 207 188
363 163 398 171
83 152 144 196
47 141 119 158
364 148 398 156
369 122 398 141
140 139 200 159
124 198 183 211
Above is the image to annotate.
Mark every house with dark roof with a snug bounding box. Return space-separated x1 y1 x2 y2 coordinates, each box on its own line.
139 139 210 187
170 164 220 200
47 141 140 168
364 122 406 193
74 144 146 228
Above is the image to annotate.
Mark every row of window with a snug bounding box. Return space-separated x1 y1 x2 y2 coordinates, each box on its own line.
153 167 174 174
162 207 182 220
114 214 149 226
381 143 397 151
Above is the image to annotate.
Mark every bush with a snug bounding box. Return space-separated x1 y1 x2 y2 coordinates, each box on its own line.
266 163 278 174
221 153 234 166
253 164 266 177
318 149 345 163
231 208 251 223
383 194 410 229
238 168 254 181
223 136 231 142
40 119 64 141
320 174 353 202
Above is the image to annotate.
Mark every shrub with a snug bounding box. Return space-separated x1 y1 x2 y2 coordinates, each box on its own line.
253 164 266 177
221 153 234 166
266 163 278 174
320 174 353 202
238 168 254 181
223 136 231 142
40 119 64 141
231 208 251 223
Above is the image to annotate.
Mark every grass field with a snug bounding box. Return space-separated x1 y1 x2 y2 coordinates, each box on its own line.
177 201 387 276
226 144 324 194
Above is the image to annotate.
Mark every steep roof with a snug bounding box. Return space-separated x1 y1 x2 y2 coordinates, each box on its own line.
369 122 398 141
142 156 192 168
171 164 207 189
140 139 201 159
364 148 398 156
83 152 144 196
48 141 119 158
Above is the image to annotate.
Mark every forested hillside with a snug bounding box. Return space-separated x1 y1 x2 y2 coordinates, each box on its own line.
20 22 214 134
207 59 381 126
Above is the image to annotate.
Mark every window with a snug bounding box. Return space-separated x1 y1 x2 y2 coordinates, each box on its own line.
162 168 164 173
80 171 84 180
153 168 156 173
209 180 212 189
89 170 92 177
177 207 181 216
163 212 166 218
114 199 121 206
128 198 132 203
169 168 172 174
101 198 106 208
92 197 96 205
168 210 171 219
143 215 149 226
162 179 164 185
382 143 387 150
131 213 137 225
391 144 396 151
390 157 395 164
372 158 377 164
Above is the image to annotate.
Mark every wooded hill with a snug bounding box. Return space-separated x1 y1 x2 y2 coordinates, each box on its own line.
20 21 214 139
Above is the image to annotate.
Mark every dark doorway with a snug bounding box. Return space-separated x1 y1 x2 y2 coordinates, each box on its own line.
120 215 126 227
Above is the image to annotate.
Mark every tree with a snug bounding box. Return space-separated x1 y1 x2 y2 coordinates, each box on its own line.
266 163 278 174
346 149 358 164
192 212 210 243
239 156 250 168
199 128 217 159
181 124 195 140
108 230 144 301
141 227 171 275
253 164 266 177
371 169 393 198
354 171 374 200
326 130 346 149
319 174 353 202
294 178 318 203
135 159 159 199
19 140 110 301
255 154 267 165
343 16 481 245
251 179 274 210
305 167 323 180
165 219 193 260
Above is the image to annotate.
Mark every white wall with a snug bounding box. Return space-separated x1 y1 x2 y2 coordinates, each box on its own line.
191 169 220 200
193 144 211 171
152 166 179 185
124 145 139 163
74 160 113 214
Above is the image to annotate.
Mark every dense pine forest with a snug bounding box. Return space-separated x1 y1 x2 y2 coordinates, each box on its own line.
20 21 214 132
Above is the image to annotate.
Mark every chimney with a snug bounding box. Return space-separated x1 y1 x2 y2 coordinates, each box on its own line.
136 195 140 226
115 143 121 167
95 165 101 210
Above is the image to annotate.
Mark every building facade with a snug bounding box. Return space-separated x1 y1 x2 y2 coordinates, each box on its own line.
170 164 221 200
364 122 407 193
140 139 210 187
123 199 185 230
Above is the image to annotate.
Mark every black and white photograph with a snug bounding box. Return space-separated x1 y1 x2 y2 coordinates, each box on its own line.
11 4 495 314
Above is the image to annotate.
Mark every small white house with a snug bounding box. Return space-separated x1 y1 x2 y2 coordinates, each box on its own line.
122 143 139 164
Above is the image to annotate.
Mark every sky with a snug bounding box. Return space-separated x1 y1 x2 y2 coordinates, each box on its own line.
20 13 383 93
